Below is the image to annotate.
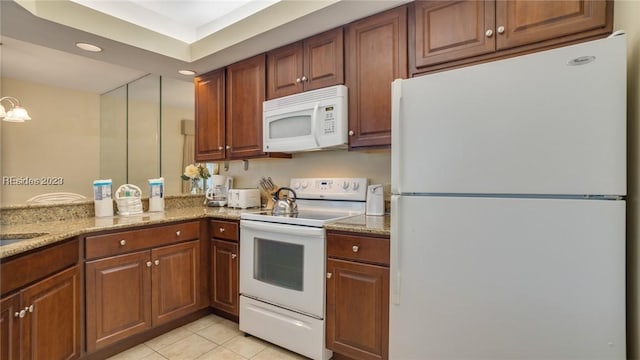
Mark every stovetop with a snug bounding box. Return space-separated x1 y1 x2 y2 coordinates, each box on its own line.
240 177 368 227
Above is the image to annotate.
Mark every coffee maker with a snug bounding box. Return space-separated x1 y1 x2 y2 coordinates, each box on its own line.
205 175 234 207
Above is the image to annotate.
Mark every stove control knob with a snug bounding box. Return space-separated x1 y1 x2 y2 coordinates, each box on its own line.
352 182 360 191
342 181 350 190
301 181 308 189
293 181 301 190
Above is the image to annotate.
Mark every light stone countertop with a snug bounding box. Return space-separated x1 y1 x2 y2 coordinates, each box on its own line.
1 206 391 259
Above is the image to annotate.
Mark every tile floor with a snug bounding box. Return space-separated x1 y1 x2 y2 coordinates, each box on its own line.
107 314 308 360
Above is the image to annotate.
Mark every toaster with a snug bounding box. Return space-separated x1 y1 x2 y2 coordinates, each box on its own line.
227 188 261 209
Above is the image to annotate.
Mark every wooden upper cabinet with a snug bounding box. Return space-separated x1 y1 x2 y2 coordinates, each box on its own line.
495 0 611 50
411 0 613 74
226 54 267 159
267 27 344 99
194 69 226 161
411 1 495 69
346 6 407 149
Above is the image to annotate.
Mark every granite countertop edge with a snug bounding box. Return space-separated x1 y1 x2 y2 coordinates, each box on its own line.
1 207 391 259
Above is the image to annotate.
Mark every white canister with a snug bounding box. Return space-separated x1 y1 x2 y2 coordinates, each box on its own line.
148 177 165 212
93 179 114 217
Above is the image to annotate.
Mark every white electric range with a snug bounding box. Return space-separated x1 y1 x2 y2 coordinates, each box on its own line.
239 177 368 360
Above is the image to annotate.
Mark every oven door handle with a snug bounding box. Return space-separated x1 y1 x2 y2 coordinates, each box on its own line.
241 220 325 237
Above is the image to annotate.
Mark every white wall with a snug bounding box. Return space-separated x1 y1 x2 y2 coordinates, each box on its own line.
0 77 100 205
614 0 640 357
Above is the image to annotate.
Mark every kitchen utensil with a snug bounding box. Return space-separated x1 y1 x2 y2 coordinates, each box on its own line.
271 187 298 215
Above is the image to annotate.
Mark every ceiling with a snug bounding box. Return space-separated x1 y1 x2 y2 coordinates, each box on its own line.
0 0 410 94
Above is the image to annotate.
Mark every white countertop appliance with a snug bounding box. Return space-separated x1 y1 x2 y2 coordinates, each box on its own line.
239 177 367 360
390 34 627 359
262 85 348 153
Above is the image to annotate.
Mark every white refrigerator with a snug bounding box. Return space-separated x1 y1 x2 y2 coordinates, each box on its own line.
390 34 627 359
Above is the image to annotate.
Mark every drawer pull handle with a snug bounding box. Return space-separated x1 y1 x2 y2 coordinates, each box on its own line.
327 272 332 279
352 245 359 253
219 227 225 233
146 261 152 267
176 230 181 237
119 239 126 246
231 253 237 259
154 260 160 266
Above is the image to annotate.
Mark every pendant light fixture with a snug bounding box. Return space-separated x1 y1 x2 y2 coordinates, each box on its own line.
0 97 32 122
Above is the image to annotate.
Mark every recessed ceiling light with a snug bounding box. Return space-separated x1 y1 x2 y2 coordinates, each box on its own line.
75 42 102 52
178 69 196 76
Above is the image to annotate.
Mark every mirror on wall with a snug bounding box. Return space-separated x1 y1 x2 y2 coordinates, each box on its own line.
99 75 195 197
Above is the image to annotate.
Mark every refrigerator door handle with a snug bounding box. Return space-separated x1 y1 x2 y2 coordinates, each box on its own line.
391 79 402 195
391 195 401 305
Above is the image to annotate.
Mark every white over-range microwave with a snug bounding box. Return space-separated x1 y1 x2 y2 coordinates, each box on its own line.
263 85 348 153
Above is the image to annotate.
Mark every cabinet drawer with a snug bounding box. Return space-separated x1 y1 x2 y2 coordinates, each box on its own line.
327 232 390 266
210 220 239 242
85 221 200 259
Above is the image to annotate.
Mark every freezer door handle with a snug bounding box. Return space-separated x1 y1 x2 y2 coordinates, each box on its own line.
391 195 401 305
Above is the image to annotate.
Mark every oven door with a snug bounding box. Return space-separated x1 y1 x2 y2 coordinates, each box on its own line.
240 219 326 318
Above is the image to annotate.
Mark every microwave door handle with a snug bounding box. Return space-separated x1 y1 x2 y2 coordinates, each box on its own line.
311 102 320 146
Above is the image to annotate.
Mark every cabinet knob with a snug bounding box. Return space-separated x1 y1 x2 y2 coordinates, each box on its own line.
231 253 237 259
15 309 26 318
352 245 359 253
226 145 231 150
327 272 332 279
485 29 493 37
301 75 308 82
154 260 160 266
219 227 225 233
296 78 302 83
27 305 34 313
120 239 126 246
348 130 354 136
497 26 505 34
176 230 181 237
218 146 223 151
146 261 152 267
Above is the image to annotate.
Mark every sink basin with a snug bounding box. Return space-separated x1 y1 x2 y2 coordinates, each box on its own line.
0 233 49 246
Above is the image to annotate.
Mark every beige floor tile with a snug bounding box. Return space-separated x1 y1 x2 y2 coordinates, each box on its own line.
196 346 247 360
222 335 268 358
141 352 169 360
157 333 217 360
184 314 226 333
197 320 243 345
107 343 156 360
251 346 308 360
145 326 194 351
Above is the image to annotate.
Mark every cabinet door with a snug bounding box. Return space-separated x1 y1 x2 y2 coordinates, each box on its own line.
85 252 151 352
411 0 495 69
210 240 239 316
346 6 407 149
226 54 267 159
267 42 303 99
195 69 226 161
326 259 389 360
496 0 610 50
152 240 201 325
303 27 344 92
21 265 80 360
0 294 20 360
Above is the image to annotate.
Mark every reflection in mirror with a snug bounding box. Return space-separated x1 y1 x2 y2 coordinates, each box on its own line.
99 75 195 198
128 74 160 196
99 85 127 187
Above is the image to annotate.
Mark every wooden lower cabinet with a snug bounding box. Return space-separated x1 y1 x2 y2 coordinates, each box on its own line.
209 240 239 316
0 265 81 360
85 240 201 352
326 231 390 360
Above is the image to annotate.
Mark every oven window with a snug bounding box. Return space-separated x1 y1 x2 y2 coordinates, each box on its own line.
269 116 311 139
254 238 304 291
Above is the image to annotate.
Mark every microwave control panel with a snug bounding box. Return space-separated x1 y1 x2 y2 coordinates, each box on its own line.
322 106 336 134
